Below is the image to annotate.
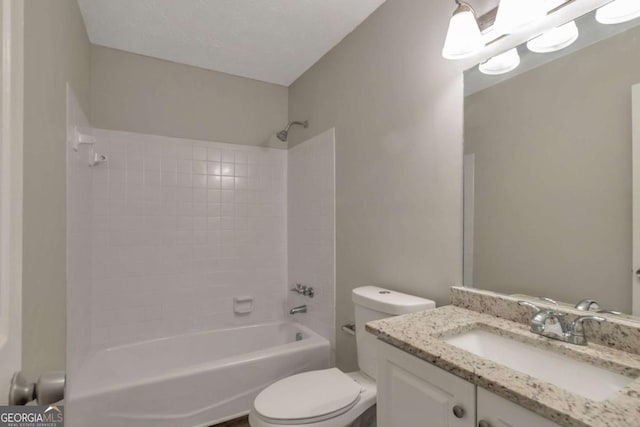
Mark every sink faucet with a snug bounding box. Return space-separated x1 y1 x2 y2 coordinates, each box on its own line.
289 305 307 315
565 315 606 345
575 299 600 311
518 301 565 338
575 298 622 316
536 296 559 306
518 301 605 346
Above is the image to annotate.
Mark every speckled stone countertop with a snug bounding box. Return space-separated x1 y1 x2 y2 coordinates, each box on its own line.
366 305 640 427
450 287 640 355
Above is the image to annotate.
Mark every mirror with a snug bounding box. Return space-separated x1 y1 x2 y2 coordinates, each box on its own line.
463 9 640 321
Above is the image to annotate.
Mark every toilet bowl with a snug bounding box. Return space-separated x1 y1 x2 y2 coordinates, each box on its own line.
249 286 435 427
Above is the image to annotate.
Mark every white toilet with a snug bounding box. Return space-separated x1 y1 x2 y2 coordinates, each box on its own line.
248 286 436 427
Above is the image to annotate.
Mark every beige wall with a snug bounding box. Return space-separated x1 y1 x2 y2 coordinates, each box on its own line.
90 46 288 146
465 27 640 313
23 0 91 378
21 0 464 377
288 0 463 371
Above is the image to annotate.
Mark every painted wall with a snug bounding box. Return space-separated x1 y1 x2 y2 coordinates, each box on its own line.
23 0 91 378
464 26 640 312
66 86 94 389
23 0 463 379
288 0 464 370
0 1 22 402
89 130 287 349
90 46 288 147
287 129 336 356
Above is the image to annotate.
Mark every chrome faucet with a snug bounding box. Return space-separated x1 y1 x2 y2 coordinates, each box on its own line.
289 305 307 315
575 298 622 316
536 296 559 306
575 299 600 311
291 283 315 298
518 301 565 338
565 315 606 346
518 301 605 346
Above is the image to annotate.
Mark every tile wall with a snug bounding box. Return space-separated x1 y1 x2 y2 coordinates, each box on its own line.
287 129 336 354
89 130 287 348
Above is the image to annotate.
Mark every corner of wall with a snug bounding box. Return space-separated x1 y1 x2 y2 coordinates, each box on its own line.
22 0 92 379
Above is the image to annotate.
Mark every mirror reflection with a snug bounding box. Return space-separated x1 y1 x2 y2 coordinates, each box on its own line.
463 10 640 320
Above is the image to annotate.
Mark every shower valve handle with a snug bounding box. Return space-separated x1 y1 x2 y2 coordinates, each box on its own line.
291 284 315 298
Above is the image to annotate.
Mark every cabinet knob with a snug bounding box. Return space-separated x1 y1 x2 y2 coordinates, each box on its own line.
452 405 465 418
478 421 492 427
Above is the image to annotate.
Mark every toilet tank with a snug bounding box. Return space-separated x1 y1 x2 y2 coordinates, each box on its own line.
352 286 436 380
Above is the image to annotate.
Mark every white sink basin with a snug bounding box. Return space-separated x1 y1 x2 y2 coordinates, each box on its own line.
445 328 633 401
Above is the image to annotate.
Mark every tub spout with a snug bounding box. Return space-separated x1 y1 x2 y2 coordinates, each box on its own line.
289 305 307 315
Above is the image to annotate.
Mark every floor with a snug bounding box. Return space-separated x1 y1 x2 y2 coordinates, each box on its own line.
212 415 250 427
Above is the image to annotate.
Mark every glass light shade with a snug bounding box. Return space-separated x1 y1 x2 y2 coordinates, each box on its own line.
479 48 521 75
442 5 484 60
596 0 640 24
526 20 579 53
494 0 548 35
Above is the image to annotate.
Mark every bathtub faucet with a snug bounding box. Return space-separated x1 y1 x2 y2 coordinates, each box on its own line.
289 305 307 315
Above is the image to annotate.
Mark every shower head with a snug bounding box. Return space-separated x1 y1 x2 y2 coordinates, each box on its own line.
276 121 308 142
276 130 289 142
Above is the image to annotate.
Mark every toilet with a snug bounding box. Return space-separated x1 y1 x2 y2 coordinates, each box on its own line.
248 286 436 427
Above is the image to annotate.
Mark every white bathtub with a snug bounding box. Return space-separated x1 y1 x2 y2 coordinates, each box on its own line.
68 322 330 427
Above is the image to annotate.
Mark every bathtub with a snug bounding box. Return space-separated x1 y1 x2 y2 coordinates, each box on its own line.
68 322 330 427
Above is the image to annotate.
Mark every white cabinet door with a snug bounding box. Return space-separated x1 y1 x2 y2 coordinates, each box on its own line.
377 341 475 427
477 388 561 427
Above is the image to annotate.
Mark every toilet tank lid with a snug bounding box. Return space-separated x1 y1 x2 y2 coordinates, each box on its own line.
352 286 436 315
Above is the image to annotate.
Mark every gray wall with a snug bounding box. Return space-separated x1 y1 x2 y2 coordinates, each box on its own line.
23 0 91 378
465 27 640 312
21 0 465 377
90 46 288 146
22 21 284 379
288 0 463 371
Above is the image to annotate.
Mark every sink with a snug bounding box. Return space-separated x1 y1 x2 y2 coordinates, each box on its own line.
444 328 633 401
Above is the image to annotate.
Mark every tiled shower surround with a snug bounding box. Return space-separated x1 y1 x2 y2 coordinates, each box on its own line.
287 129 336 355
89 130 288 348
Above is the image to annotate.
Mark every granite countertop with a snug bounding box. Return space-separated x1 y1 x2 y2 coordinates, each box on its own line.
366 305 640 427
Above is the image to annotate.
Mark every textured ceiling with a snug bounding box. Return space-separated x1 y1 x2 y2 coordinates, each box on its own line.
77 0 386 86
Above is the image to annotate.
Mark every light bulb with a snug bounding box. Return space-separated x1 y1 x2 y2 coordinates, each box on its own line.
479 48 521 75
442 1 484 60
596 0 640 25
494 0 548 35
527 20 579 53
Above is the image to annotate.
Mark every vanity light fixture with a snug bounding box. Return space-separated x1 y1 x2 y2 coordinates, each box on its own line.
526 20 579 53
493 0 548 35
479 48 521 75
442 0 484 60
595 0 640 24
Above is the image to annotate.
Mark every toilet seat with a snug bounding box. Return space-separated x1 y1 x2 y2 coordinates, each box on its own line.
250 370 377 427
254 368 363 423
255 397 360 426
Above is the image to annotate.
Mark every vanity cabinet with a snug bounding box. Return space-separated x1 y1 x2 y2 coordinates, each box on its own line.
377 341 476 427
377 341 562 427
477 388 560 427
